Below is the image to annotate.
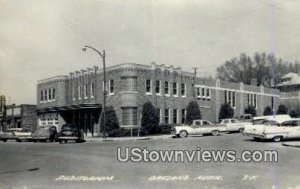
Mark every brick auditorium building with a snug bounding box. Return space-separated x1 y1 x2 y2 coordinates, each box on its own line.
36 63 279 134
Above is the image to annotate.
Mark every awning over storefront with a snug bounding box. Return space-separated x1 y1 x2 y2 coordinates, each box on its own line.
37 103 102 114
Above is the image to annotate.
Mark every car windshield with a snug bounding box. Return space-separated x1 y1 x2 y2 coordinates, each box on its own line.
253 119 266 125
61 125 76 131
262 120 279 126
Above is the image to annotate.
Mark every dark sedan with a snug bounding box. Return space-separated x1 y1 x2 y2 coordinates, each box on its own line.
57 124 84 143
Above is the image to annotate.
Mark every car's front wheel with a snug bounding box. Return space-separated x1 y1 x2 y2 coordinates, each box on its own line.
179 130 188 138
272 136 282 142
211 130 219 136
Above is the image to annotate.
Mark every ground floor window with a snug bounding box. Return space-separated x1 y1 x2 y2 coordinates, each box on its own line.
181 109 186 124
156 108 161 124
173 109 178 124
165 109 169 124
39 114 59 126
122 107 138 126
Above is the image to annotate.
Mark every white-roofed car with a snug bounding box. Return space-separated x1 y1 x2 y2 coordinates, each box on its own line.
0 128 32 142
171 119 227 138
220 118 249 133
242 114 293 142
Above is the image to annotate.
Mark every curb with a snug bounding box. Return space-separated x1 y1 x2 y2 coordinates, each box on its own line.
281 143 300 148
85 135 172 143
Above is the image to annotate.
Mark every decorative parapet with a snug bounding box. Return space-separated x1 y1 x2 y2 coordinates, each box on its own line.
37 75 68 84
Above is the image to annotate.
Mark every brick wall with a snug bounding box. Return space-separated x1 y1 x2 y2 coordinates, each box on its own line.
36 63 280 127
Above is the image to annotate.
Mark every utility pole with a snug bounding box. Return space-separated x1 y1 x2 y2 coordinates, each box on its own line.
82 46 106 138
192 67 198 98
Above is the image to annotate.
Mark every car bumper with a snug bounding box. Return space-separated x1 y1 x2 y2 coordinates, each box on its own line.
32 136 49 140
242 132 265 139
58 136 80 140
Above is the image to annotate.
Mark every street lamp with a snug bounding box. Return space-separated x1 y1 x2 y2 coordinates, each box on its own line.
82 45 106 138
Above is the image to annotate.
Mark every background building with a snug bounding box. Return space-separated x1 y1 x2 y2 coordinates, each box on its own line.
277 72 300 111
3 104 37 132
36 63 279 134
0 95 6 132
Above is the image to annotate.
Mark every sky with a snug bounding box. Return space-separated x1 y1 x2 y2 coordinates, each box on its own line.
0 0 300 104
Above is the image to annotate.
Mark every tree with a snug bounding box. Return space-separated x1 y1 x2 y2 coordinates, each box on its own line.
141 102 159 133
100 106 119 133
263 106 273 116
289 109 300 118
244 105 257 117
186 101 201 124
216 52 300 87
277 104 288 115
219 103 234 121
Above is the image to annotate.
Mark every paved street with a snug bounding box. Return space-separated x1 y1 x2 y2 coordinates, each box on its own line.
0 133 299 189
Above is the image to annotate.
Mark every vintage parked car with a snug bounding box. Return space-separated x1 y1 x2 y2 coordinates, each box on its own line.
243 118 300 142
57 124 84 143
0 128 32 142
243 115 293 142
239 114 253 122
32 125 58 142
14 128 33 142
171 119 227 138
220 118 249 133
0 128 20 142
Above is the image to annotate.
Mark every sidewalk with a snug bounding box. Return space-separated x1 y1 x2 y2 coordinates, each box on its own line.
84 134 173 143
282 141 300 148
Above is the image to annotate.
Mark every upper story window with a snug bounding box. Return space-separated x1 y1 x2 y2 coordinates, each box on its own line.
72 85 75 101
165 81 169 95
201 88 205 97
84 84 88 99
91 83 95 98
196 87 211 100
156 80 161 94
206 88 210 99
109 80 114 95
40 88 55 103
247 93 257 109
225 90 236 108
121 77 137 92
146 80 152 94
78 85 82 100
181 83 186 97
48 89 52 101
173 82 178 96
197 88 201 97
40 90 44 102
44 89 48 101
52 88 56 100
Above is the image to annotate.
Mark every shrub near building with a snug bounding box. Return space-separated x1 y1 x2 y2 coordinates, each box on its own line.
244 105 257 117
100 106 120 133
219 103 234 121
263 106 273 116
186 101 201 124
277 104 288 115
141 102 159 134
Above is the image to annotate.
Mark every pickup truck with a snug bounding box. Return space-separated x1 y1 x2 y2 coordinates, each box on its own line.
220 118 249 133
172 119 227 138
